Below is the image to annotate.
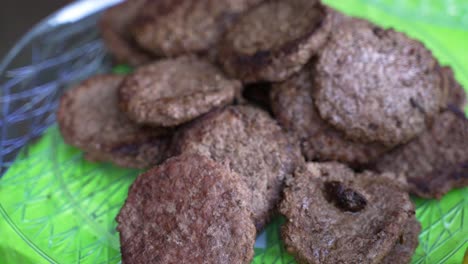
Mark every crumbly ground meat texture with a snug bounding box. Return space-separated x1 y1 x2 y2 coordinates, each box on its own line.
117 154 256 264
118 56 240 127
375 108 468 199
219 0 331 83
271 69 388 166
131 0 264 57
172 105 303 230
57 75 170 169
99 0 154 66
440 66 467 108
314 17 444 147
280 162 414 264
381 218 421 264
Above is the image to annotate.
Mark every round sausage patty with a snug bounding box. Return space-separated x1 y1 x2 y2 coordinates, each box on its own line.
131 0 264 57
375 107 468 199
314 17 444 147
118 56 240 127
219 0 331 83
280 162 414 264
271 68 388 166
57 75 170 169
99 0 154 66
381 218 421 264
172 105 303 230
117 154 256 264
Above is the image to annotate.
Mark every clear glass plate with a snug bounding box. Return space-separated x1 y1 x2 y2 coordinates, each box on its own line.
0 0 467 263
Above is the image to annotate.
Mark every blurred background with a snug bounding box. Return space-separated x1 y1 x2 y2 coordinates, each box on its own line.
0 0 69 57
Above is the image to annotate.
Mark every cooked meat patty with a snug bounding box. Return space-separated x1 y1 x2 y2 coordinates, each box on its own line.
271 68 388 166
219 0 331 83
381 218 421 264
314 16 444 147
117 154 256 264
118 56 240 127
280 162 414 264
99 0 154 66
440 66 467 108
375 107 468 199
172 105 303 230
131 0 264 57
57 75 170 169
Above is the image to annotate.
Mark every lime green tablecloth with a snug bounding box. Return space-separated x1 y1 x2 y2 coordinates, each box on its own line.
1 0 467 263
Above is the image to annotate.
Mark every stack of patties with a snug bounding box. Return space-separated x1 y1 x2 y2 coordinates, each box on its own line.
270 13 467 199
55 0 467 263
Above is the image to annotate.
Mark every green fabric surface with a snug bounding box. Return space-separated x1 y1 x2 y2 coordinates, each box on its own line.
1 0 467 263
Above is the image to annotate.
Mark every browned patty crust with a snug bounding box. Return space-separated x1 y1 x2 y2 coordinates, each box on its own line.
440 66 467 108
381 218 421 264
118 56 240 127
219 0 331 83
132 0 264 57
280 162 414 264
271 68 388 166
172 105 303 230
99 0 154 66
375 107 468 199
314 17 444 147
57 75 170 169
117 154 256 264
